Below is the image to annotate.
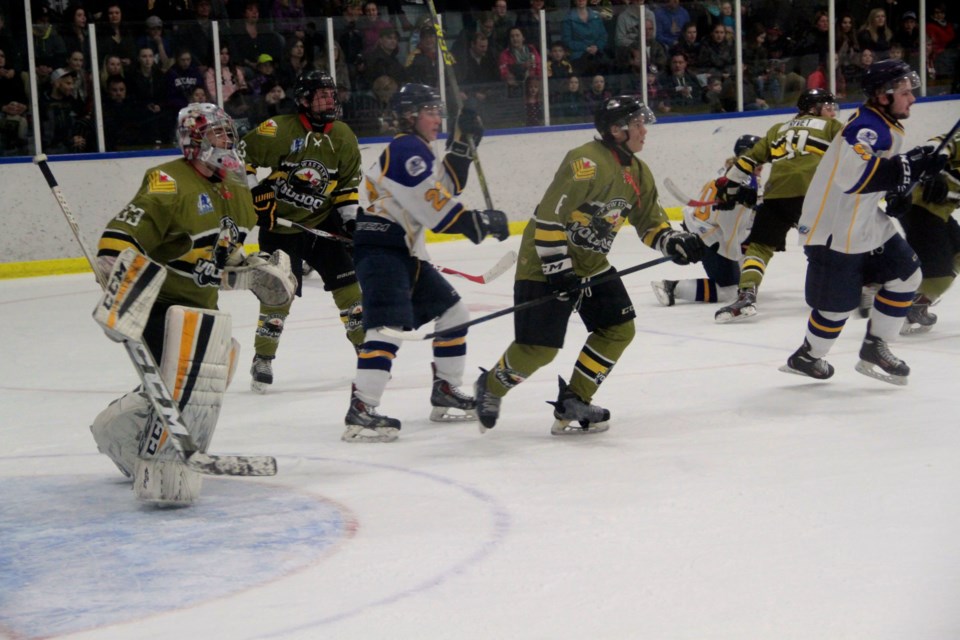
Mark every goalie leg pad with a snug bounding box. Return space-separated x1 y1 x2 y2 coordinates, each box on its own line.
133 457 203 506
90 390 152 478
93 248 166 342
159 306 234 453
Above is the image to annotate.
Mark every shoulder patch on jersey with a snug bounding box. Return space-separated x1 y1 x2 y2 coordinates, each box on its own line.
257 119 279 137
197 192 215 215
856 128 879 148
405 155 427 177
572 157 597 181
147 170 177 194
289 137 305 153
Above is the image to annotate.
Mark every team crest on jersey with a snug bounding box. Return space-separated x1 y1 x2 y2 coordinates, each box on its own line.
257 119 279 137
277 159 331 210
147 170 177 194
572 157 597 181
405 155 427 177
197 193 215 215
289 138 305 153
569 198 629 254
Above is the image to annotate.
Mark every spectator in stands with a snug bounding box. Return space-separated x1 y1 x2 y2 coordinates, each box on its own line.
40 67 90 154
658 51 702 110
614 0 643 63
65 49 93 115
99 54 124 89
654 0 690 50
61 4 90 68
33 5 67 66
671 22 699 62
643 15 668 74
797 10 830 62
316 40 351 91
364 26 405 89
698 22 734 80
491 0 515 52
926 4 954 67
260 78 298 119
277 39 309 92
177 0 216 69
562 0 610 77
896 11 920 58
128 46 168 142
763 24 793 61
515 0 545 47
524 76 544 126
233 1 284 70
888 42 906 62
102 75 143 150
720 62 767 111
0 47 28 152
858 8 892 60
271 0 306 38
98 4 138 68
806 53 845 99
136 16 173 72
702 74 724 111
616 45 648 97
552 74 587 121
845 47 874 92
249 53 280 96
359 1 392 53
836 13 860 80
406 24 439 87
205 46 248 103
165 49 204 112
582 73 611 114
499 26 541 98
457 31 501 105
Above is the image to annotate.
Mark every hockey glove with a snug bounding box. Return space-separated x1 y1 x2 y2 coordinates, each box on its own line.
714 177 739 211
898 146 949 191
736 184 759 208
447 107 484 153
466 209 510 244
541 254 580 300
884 192 911 218
921 175 951 205
661 230 705 265
337 204 361 239
251 180 278 231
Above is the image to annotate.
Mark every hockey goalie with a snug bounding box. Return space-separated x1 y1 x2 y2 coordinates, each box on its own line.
89 103 295 505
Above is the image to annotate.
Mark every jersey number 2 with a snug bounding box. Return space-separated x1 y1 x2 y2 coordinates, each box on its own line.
425 183 451 211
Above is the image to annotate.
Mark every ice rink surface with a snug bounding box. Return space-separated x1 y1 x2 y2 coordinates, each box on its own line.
3 231 960 639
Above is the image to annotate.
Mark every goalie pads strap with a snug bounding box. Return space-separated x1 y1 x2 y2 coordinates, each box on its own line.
92 248 166 342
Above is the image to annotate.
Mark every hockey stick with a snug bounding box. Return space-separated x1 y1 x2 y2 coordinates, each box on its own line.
426 0 495 210
34 155 277 477
382 255 672 341
274 217 517 284
663 177 717 207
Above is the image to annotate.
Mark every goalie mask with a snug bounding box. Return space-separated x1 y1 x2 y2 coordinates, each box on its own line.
177 103 244 182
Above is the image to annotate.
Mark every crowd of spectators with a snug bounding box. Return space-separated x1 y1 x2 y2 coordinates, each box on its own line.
0 0 958 155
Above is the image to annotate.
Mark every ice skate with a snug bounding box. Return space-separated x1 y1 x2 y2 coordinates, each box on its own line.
714 286 757 323
430 375 477 422
250 354 274 394
343 386 400 442
779 339 835 380
855 332 910 386
547 376 610 435
900 295 937 335
858 284 878 319
651 279 677 307
474 368 501 433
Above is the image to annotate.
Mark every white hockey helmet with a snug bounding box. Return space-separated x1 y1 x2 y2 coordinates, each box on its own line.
176 102 244 181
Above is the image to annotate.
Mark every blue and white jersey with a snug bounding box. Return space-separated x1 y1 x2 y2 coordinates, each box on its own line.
682 169 759 263
798 105 905 253
363 133 468 260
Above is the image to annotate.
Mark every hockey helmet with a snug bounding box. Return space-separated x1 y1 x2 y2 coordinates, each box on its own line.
294 70 341 126
797 88 837 115
177 102 244 181
391 83 445 131
861 59 920 97
733 134 761 156
594 95 656 141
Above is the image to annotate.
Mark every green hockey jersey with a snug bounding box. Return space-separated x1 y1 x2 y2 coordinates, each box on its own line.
97 158 256 310
516 139 672 282
240 114 361 231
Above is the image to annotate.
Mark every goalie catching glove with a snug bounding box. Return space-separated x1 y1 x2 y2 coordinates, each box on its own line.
221 249 297 306
659 230 705 265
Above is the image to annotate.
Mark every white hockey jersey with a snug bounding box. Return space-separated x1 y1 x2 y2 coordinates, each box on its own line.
682 171 759 263
797 105 905 254
363 133 468 260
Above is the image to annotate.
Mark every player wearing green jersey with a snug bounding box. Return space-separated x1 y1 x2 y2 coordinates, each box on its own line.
241 70 365 393
473 96 704 435
713 88 842 323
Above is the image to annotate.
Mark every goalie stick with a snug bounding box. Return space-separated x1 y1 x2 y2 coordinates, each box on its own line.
663 177 717 208
382 255 672 341
34 155 277 477
274 217 517 284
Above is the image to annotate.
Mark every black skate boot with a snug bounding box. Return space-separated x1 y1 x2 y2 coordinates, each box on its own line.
651 279 677 306
430 372 477 422
900 295 937 335
474 368 501 433
714 285 757 323
855 330 910 386
547 376 610 435
343 385 401 442
779 339 835 380
250 355 274 394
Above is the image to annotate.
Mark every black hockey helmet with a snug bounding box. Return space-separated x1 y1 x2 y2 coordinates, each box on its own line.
594 95 656 141
391 83 444 131
862 59 920 97
797 88 837 115
734 134 761 156
294 70 341 126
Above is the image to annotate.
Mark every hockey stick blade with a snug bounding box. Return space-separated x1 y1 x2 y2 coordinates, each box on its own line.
663 177 717 207
436 250 517 284
35 156 277 478
382 255 672 341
